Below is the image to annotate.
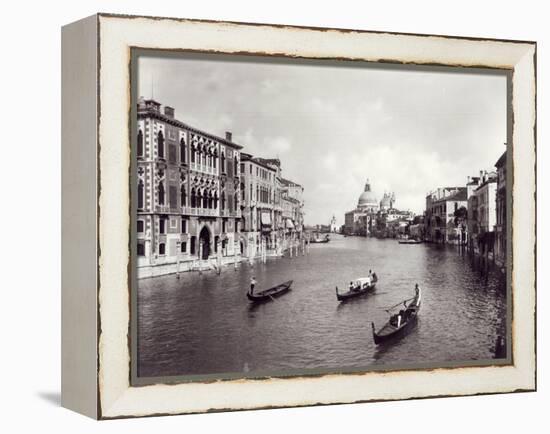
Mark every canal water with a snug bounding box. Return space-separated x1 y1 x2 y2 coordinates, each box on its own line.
137 234 507 378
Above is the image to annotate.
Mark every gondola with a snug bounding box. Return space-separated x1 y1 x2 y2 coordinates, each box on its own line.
371 287 421 344
398 239 422 244
246 280 293 302
310 237 330 244
336 275 378 301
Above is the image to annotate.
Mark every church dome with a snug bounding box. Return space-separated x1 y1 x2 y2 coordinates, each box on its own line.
357 179 378 209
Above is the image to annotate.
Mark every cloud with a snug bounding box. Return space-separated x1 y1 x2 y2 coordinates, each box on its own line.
265 137 292 154
138 55 507 227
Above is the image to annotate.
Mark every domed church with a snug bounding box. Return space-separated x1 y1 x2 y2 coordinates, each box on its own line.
343 178 380 236
356 179 380 213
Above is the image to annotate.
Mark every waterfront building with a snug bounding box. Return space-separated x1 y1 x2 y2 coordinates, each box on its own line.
240 153 279 258
375 206 414 238
280 177 305 241
239 155 304 258
494 151 507 268
343 179 379 236
467 170 497 257
136 98 242 278
466 175 481 251
424 187 467 244
408 215 426 240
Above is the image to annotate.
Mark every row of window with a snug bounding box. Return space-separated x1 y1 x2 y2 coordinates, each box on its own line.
137 217 241 237
137 179 240 212
241 162 275 181
137 235 236 257
138 129 240 177
137 240 186 256
137 217 188 234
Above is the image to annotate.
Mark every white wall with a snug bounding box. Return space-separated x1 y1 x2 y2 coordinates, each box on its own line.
1 1 547 433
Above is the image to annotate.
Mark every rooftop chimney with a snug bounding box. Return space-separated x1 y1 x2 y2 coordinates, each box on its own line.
164 106 175 118
225 131 233 142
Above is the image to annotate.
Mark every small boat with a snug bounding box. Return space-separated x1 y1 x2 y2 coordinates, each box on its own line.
398 239 422 244
371 287 421 344
336 275 378 301
246 280 293 302
310 237 330 244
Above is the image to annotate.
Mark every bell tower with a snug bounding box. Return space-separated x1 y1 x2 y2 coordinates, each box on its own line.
330 215 337 233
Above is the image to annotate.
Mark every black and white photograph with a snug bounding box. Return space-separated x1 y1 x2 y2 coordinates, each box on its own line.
133 52 510 381
1 0 545 429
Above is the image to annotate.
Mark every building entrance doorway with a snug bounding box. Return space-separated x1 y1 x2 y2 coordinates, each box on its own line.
199 226 211 260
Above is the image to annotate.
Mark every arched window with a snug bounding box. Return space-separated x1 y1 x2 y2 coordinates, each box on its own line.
191 144 196 163
196 145 201 164
157 130 165 159
180 185 187 207
214 192 219 209
234 192 239 211
137 129 143 157
138 179 144 209
158 181 165 205
234 155 238 174
203 190 208 208
221 192 226 210
221 153 226 173
202 146 207 166
191 188 196 208
213 149 218 169
180 138 186 164
241 182 245 201
197 189 202 209
208 191 213 209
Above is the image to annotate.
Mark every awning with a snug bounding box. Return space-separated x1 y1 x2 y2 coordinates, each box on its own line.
261 211 272 226
285 218 295 229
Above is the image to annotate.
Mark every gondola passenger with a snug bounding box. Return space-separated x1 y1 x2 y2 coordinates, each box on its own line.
397 310 405 327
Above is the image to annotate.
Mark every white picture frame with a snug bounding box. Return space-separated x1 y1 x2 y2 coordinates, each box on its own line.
61 13 536 419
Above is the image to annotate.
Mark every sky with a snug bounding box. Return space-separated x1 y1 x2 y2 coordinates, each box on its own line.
138 53 508 226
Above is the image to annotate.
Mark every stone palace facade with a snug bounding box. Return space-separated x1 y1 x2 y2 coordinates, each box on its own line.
136 98 304 278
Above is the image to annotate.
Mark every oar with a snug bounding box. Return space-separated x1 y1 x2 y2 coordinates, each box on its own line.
268 294 278 302
381 296 415 311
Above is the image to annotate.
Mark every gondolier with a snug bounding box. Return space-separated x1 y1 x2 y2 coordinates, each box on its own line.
250 277 257 295
372 284 422 344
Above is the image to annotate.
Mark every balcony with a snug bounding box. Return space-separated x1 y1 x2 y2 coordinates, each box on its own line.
155 205 170 213
189 162 217 175
187 208 218 217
